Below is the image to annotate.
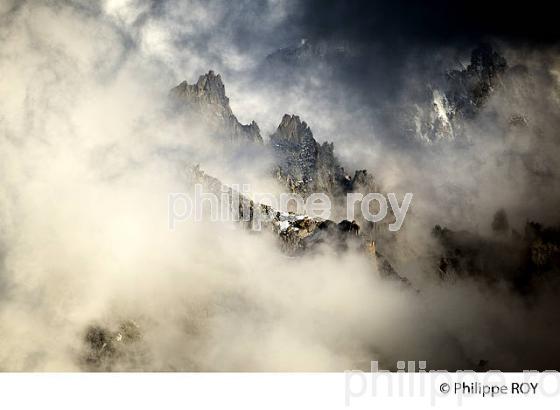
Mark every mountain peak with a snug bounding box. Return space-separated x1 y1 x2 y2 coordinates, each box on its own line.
187 70 228 107
197 70 224 92
275 114 313 143
170 71 262 143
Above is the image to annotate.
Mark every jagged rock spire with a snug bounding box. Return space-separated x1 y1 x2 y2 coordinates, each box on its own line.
270 113 351 196
274 114 314 143
174 70 228 107
170 71 262 143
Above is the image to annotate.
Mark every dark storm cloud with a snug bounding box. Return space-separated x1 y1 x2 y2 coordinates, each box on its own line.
293 0 560 47
253 0 559 149
281 0 560 96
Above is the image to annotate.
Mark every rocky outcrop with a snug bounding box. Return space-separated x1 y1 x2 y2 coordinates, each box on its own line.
170 70 262 143
269 114 384 240
81 320 147 371
406 44 508 143
185 165 406 283
270 114 377 200
185 164 349 255
433 218 560 293
270 114 350 196
445 43 507 120
406 88 456 143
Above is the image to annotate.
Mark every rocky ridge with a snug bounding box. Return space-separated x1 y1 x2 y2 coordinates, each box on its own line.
171 71 378 208
433 214 560 293
184 164 406 285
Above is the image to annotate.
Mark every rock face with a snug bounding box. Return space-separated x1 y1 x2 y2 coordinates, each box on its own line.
407 88 456 143
445 43 507 120
269 114 380 235
270 114 378 200
270 114 349 196
433 218 560 293
407 44 508 143
185 165 354 255
170 70 262 143
81 320 147 371
185 165 406 283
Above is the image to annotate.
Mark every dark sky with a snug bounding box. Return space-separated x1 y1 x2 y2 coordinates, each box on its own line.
292 0 560 47
253 0 558 144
